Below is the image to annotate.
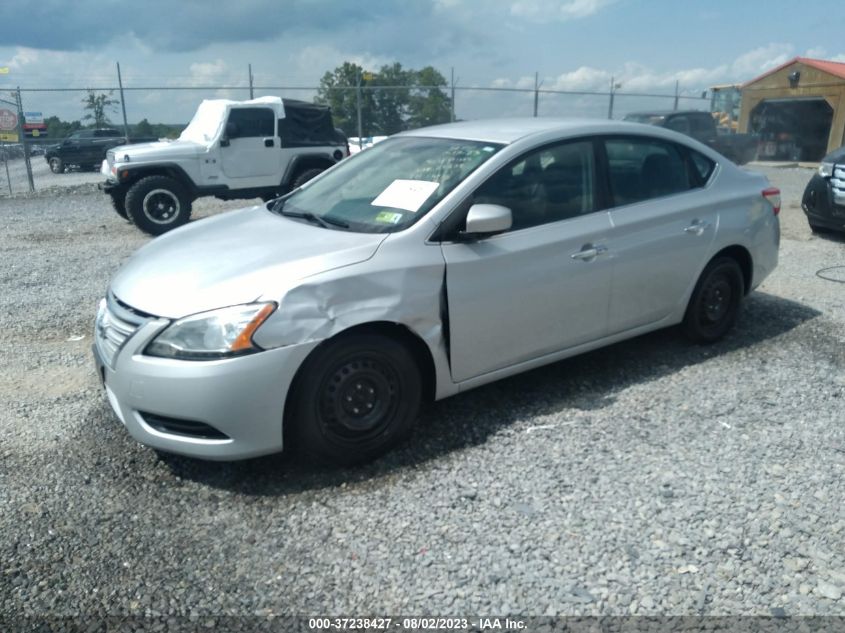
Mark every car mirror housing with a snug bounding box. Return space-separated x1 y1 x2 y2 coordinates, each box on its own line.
461 203 512 239
225 121 239 139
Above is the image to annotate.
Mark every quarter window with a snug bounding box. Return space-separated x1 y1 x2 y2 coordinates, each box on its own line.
689 149 716 182
226 108 274 138
604 137 693 206
473 140 595 231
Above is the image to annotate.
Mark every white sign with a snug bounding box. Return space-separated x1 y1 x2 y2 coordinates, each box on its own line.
24 111 43 124
370 179 439 213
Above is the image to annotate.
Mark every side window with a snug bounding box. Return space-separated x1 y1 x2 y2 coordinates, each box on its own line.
604 137 693 206
689 149 715 183
226 108 274 138
473 140 595 231
665 116 690 135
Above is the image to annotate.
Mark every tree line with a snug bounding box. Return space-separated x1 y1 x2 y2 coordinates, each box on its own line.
41 61 452 140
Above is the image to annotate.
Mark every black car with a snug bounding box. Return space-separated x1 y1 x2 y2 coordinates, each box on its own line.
802 146 845 234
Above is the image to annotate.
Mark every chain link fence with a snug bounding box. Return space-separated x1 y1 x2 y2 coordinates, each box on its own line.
0 69 710 196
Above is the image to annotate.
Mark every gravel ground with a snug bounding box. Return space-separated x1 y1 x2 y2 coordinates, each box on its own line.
0 154 104 197
1 167 844 620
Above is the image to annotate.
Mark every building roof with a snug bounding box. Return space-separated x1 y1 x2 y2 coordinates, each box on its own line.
743 56 845 87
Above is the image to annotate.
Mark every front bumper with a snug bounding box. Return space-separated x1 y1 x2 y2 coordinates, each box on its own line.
803 173 845 231
93 305 319 460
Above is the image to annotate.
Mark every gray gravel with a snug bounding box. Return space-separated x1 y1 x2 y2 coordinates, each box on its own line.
1 167 844 618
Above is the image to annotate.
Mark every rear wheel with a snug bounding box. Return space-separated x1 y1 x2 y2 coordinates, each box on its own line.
682 256 744 343
291 168 324 190
49 157 64 174
289 333 421 466
125 175 192 236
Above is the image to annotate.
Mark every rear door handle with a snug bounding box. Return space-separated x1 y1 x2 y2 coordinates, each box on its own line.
684 220 710 236
571 243 608 261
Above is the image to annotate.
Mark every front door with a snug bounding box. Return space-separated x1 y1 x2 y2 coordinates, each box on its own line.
220 106 282 181
441 139 614 383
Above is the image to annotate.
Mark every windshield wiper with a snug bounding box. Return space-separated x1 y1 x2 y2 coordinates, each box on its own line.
279 208 349 229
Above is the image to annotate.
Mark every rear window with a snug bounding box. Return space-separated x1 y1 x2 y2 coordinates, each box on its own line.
605 137 694 206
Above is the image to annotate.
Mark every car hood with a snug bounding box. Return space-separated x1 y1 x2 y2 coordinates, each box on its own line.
112 139 203 161
110 206 387 318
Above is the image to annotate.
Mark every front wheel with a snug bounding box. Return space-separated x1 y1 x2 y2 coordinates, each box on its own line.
125 175 192 236
49 157 64 174
682 256 744 343
109 192 129 220
289 333 421 466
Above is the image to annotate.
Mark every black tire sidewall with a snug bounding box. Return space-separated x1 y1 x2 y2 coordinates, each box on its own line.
49 158 63 174
125 176 192 236
109 191 129 220
683 257 744 343
291 168 324 190
290 333 421 466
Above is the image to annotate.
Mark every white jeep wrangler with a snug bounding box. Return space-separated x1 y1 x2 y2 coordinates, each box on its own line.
100 96 349 235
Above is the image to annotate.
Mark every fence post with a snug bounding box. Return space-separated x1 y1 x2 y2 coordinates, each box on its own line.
673 80 679 110
450 67 456 122
356 69 363 150
116 62 130 139
533 72 540 117
3 146 11 195
15 87 34 192
248 64 254 99
607 76 616 120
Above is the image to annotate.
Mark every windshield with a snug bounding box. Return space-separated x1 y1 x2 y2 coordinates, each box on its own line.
277 136 503 233
179 101 227 145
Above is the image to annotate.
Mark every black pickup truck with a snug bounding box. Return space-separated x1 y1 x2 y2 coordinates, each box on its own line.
624 110 758 165
44 128 158 173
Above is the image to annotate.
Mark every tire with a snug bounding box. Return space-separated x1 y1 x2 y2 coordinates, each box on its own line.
291 168 325 190
109 192 129 220
682 256 744 343
289 333 422 466
125 175 192 236
49 157 64 174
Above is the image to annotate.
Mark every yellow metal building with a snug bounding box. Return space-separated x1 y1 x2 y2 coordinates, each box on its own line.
739 57 845 161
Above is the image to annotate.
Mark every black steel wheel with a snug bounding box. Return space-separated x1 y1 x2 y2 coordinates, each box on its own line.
289 333 421 466
682 256 744 343
125 175 192 235
49 157 64 174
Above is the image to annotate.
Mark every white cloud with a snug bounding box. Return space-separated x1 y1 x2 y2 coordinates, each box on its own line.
510 0 617 21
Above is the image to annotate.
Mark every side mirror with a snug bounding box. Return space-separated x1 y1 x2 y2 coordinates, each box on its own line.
224 121 239 139
460 203 512 239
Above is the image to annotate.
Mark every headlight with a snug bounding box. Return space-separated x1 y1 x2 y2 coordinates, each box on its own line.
819 161 834 178
145 303 276 360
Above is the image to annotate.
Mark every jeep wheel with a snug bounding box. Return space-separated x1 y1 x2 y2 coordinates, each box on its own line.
125 175 192 236
49 157 64 174
109 192 129 220
291 168 325 190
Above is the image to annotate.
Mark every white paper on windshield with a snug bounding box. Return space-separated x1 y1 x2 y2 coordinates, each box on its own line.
370 179 439 213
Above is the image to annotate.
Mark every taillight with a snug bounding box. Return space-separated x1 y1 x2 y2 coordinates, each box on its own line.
762 187 781 215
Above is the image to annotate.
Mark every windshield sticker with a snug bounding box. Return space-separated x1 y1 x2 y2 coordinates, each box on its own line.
370 179 439 213
374 211 404 224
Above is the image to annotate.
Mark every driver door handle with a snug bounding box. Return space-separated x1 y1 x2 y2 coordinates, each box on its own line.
571 243 608 261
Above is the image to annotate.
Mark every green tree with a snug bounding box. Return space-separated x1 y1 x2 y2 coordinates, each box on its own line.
315 62 376 137
82 90 119 127
133 118 154 137
408 66 452 129
371 62 412 135
44 115 82 140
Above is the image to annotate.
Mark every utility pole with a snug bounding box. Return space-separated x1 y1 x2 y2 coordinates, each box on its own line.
356 67 363 150
533 71 540 117
673 80 679 110
248 64 254 99
15 87 34 192
116 62 130 139
450 66 456 122
607 76 616 119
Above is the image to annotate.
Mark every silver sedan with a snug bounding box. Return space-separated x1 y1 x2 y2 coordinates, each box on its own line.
93 119 780 464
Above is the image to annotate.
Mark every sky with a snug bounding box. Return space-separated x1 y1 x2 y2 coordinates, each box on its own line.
1 0 843 128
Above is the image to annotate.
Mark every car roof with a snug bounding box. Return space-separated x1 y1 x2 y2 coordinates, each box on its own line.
625 110 709 118
399 117 691 145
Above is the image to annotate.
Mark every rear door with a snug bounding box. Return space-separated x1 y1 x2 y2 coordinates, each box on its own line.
602 136 718 334
220 107 282 182
441 139 614 383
